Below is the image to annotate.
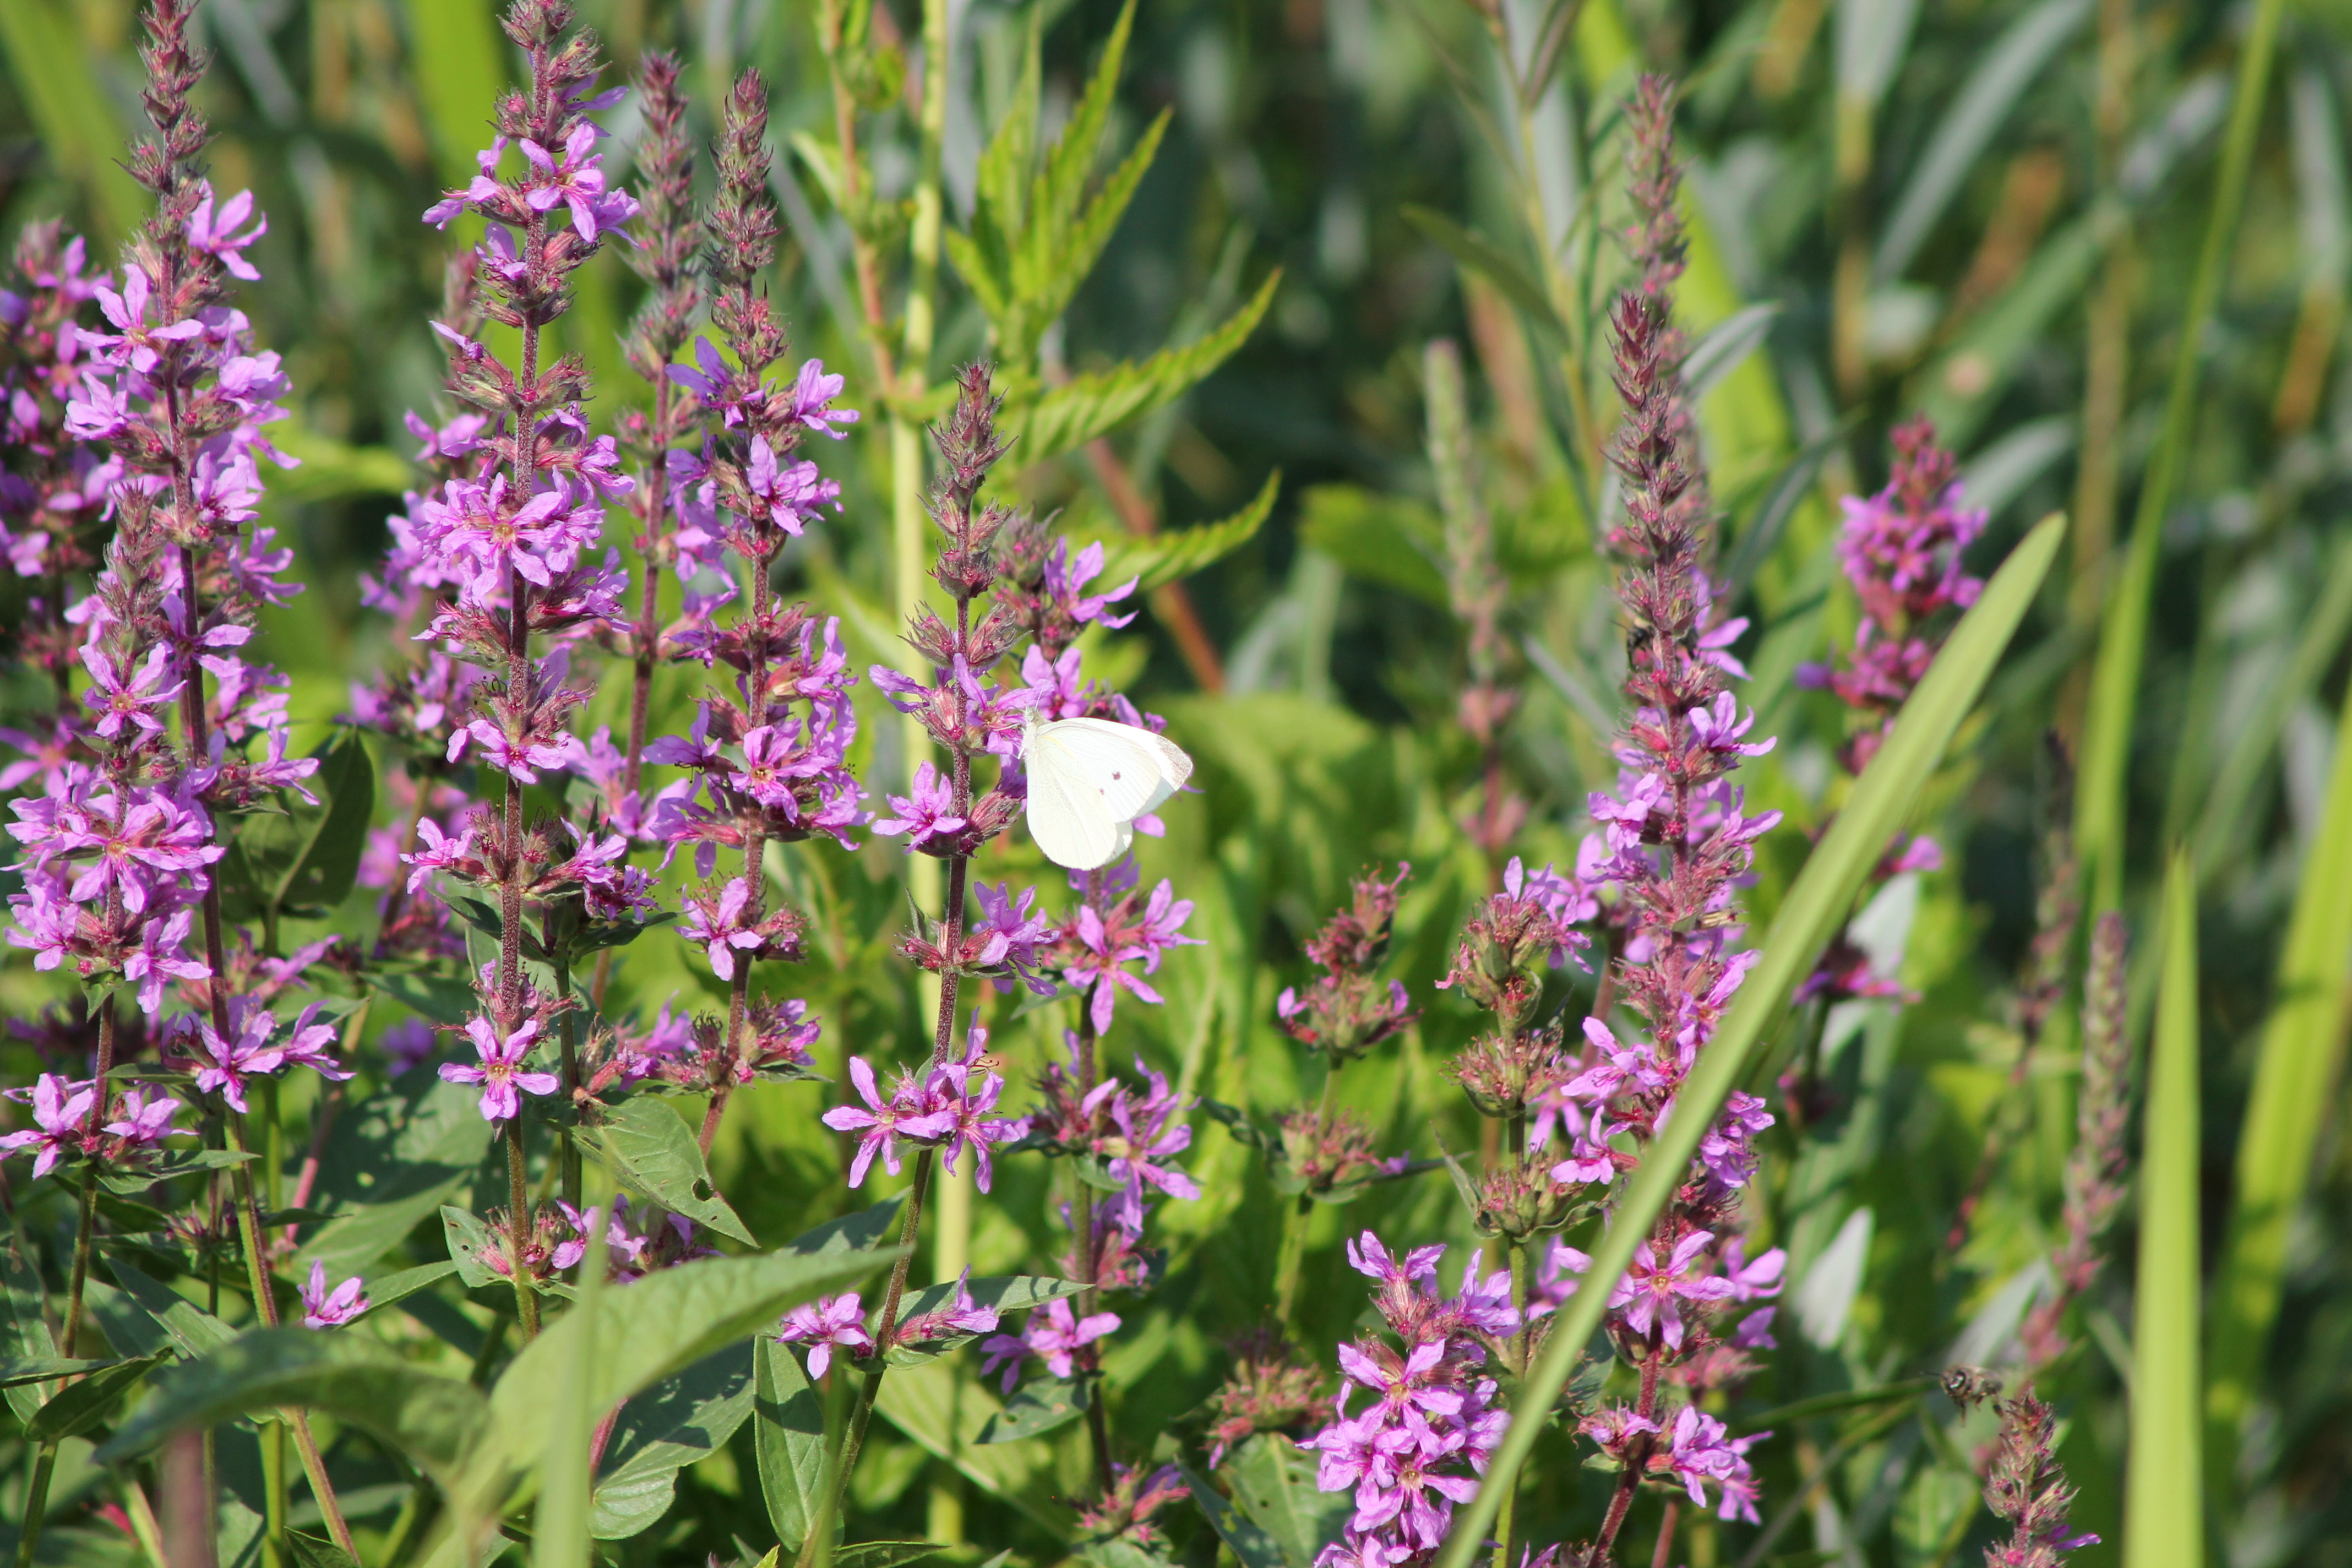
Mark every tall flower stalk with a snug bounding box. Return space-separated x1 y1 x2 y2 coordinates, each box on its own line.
410 0 643 1333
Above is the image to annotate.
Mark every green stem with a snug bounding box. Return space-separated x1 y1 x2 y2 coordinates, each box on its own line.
504 1118 540 1338
223 1117 355 1558
794 1152 935 1568
555 947 580 1211
1273 1063 1345 1327
15 1445 57 1568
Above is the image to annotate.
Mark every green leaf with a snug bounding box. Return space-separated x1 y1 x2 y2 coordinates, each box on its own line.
227 728 377 922
3 1222 60 1424
782 1199 904 1260
1225 1434 1346 1568
2128 851 2203 1568
484 1244 903 1505
586 1097 754 1246
973 1375 1088 1443
1295 486 1445 606
591 1346 753 1540
369 960 478 1027
284 1531 360 1568
295 1072 496 1281
353 1261 461 1321
1399 207 1562 335
1681 303 1782 406
1097 471 1280 598
269 426 411 503
873 1363 1071 1531
540 1195 609 1568
104 1259 238 1358
2073 0 2289 914
442 1206 504 1289
885 1276 1085 1367
1180 1463 1286 1568
1005 272 1279 464
2207 663 2352 1476
1871 0 2092 284
832 1545 945 1568
96 1328 486 1483
25 1353 164 1441
1431 513 2066 1568
0 1357 115 1387
755 1335 828 1550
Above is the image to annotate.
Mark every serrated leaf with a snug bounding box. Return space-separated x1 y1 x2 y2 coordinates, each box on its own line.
1433 513 2067 1568
95 1328 486 1482
1098 471 1280 596
755 1335 828 1550
1005 273 1278 464
974 1375 1088 1444
586 1097 753 1245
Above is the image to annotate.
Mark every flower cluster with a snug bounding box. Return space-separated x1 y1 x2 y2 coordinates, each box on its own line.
824 1025 1022 1191
1298 1233 1517 1566
1276 864 1417 1061
0 1074 181 1177
1021 1035 1199 1243
1799 416 1987 773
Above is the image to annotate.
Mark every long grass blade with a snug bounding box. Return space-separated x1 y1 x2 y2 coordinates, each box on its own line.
2125 850 2202 1568
403 0 510 190
1431 512 2066 1568
2073 0 2289 914
535 1191 608 1568
2204 666 2352 1492
0 0 145 240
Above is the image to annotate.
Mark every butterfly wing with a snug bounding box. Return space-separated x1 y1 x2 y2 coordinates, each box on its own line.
1026 737 1126 869
1039 717 1194 819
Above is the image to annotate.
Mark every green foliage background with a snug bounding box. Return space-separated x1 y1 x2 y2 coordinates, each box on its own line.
2 0 2350 1562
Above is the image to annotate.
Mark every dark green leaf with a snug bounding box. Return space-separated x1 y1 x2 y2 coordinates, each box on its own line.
834 1545 945 1568
593 1346 755 1540
100 1260 236 1359
368 960 478 1026
1294 486 1445 606
26 1352 165 1440
230 728 376 919
353 1261 460 1320
586 1097 754 1246
884 1276 1086 1366
296 1072 495 1281
3 1222 59 1423
1399 206 1562 334
781 1199 903 1260
96 1329 485 1483
284 1531 359 1568
755 1335 828 1551
1182 1463 1286 1568
0 1356 114 1387
974 1375 1089 1444
1226 1434 1346 1568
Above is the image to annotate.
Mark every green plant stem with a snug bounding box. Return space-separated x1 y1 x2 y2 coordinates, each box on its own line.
1072 1013 1113 1489
1273 1064 1343 1327
504 1118 540 1339
2074 0 2286 913
555 947 580 1210
15 1444 57 1568
221 1116 355 1556
794 1150 936 1568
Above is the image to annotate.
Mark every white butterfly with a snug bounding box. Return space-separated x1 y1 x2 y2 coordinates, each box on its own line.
1021 710 1194 870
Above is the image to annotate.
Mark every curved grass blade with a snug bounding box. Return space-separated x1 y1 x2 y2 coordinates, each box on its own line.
2126 850 2202 1567
2204 666 2352 1491
1431 512 2066 1568
2074 0 2289 914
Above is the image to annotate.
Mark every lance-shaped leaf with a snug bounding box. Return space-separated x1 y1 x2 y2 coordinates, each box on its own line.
97 1329 486 1482
974 1375 1088 1444
755 1335 828 1550
1430 512 2065 1568
26 1352 165 1441
586 1096 754 1245
590 1346 753 1540
1181 1462 1286 1568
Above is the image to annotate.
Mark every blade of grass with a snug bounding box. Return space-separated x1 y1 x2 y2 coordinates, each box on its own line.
2074 0 2288 915
1432 513 2066 1568
0 0 145 239
535 1184 607 1568
2190 540 2352 884
2204 665 2352 1495
2126 850 2201 1567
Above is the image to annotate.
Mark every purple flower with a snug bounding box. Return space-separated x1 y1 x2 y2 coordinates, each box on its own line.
821 1057 945 1186
0 1075 93 1177
787 359 859 438
301 1260 369 1329
892 1268 1001 1349
776 1293 873 1379
1607 1231 1738 1352
872 761 965 852
80 644 181 740
187 183 268 280
1042 540 1138 630
973 881 1054 994
103 1086 182 1148
977 1298 1119 1392
520 122 641 242
123 910 209 1016
439 1017 561 1122
679 876 764 981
